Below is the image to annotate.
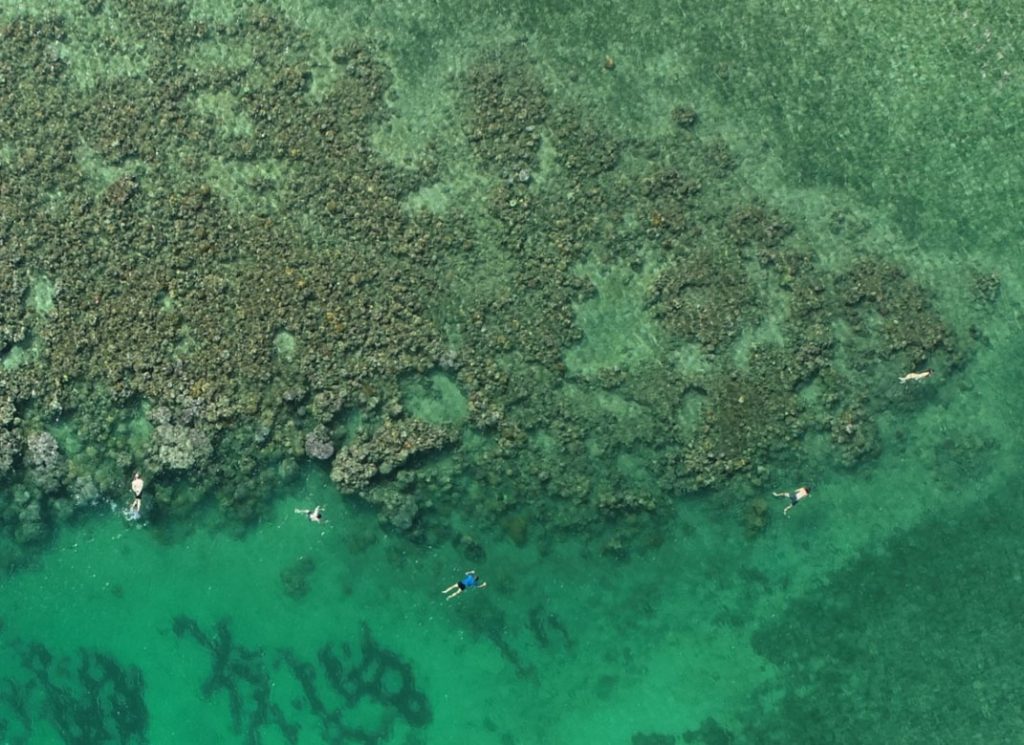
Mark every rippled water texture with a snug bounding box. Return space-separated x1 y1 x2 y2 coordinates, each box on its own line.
0 1 1022 743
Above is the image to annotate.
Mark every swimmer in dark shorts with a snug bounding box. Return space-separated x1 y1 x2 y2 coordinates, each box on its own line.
443 570 487 600
773 486 811 517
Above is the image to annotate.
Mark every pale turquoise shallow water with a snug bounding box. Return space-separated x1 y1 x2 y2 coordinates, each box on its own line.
2 1 1024 743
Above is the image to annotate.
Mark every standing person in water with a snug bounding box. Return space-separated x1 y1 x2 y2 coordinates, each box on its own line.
127 472 144 519
443 570 487 600
773 485 811 517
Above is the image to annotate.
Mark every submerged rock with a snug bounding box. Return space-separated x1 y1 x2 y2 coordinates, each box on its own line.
303 425 335 460
153 424 213 470
25 431 64 493
330 419 457 492
0 429 19 474
362 486 420 531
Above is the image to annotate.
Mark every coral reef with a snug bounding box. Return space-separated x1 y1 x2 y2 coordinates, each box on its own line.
682 718 734 744
0 643 148 744
0 4 987 553
0 428 19 474
172 615 431 744
4 487 46 545
279 555 316 600
172 616 294 742
303 426 335 461
25 431 63 493
329 419 457 494
151 423 213 471
359 486 421 532
634 734 679 745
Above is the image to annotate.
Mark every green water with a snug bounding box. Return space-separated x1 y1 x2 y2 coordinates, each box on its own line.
2 1 1023 743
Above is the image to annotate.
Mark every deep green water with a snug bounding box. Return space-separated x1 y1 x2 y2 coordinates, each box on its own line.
2 1 1023 743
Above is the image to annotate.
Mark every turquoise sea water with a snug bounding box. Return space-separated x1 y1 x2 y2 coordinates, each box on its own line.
2 1 1024 743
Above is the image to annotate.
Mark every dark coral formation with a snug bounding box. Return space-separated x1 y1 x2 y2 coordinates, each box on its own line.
171 616 296 742
634 734 679 745
314 628 432 731
279 555 316 600
526 606 574 651
172 615 430 744
682 718 734 744
0 643 148 744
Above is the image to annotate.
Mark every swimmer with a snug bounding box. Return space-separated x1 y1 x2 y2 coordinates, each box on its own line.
130 472 144 497
773 486 811 517
295 505 324 523
443 570 487 600
899 369 933 383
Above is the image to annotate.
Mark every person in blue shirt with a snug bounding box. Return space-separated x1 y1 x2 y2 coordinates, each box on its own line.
443 570 487 600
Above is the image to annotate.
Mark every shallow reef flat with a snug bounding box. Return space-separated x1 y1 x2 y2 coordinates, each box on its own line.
1 2 1023 745
0 0 999 563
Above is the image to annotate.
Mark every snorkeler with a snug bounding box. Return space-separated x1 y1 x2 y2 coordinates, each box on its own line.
443 570 487 600
773 486 811 517
295 505 324 523
899 369 933 383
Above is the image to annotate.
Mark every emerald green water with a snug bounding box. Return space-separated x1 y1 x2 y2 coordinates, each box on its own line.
2 1 1023 743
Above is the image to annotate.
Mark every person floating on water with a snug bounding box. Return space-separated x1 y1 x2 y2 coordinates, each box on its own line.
899 369 933 383
126 472 144 520
773 485 811 517
295 505 324 523
443 570 487 600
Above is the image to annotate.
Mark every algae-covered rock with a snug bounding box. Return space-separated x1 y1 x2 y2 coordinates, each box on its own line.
0 429 19 474
362 486 420 531
152 423 213 470
330 419 457 492
303 425 335 461
13 494 46 545
0 397 16 426
25 431 64 493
